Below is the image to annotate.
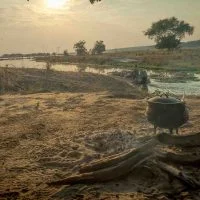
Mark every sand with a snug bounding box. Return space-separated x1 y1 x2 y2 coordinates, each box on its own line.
0 92 200 199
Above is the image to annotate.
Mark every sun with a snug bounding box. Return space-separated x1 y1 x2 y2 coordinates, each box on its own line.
47 0 68 9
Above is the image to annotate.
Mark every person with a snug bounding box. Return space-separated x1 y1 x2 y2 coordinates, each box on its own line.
140 70 148 85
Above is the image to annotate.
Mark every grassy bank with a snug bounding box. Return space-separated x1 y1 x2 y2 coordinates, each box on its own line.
0 67 146 98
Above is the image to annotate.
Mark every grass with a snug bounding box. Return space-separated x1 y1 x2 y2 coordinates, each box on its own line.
0 67 146 99
35 48 200 73
149 71 200 83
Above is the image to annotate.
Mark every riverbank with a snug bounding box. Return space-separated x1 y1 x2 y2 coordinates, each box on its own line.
1 58 200 95
0 67 146 98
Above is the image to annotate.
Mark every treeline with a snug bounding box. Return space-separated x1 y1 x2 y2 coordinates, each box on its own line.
1 40 106 59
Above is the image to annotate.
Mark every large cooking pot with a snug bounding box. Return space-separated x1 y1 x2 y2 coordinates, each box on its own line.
146 95 189 134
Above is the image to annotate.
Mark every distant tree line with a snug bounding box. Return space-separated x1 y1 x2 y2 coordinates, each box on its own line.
1 40 106 58
1 53 50 58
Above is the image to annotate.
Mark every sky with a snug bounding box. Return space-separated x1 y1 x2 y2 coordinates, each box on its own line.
0 0 199 54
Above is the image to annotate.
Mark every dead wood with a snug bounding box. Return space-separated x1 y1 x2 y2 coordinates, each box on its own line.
157 132 200 147
48 132 200 187
156 161 200 189
80 138 159 173
156 151 200 167
48 148 154 186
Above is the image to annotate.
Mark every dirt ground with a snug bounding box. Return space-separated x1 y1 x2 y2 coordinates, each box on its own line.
0 90 200 200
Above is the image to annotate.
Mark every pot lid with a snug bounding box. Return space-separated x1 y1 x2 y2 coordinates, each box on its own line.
147 96 182 104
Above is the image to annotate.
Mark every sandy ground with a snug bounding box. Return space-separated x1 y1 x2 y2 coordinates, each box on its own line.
0 92 200 200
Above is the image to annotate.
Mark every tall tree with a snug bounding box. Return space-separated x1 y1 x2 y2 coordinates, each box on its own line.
90 0 101 4
73 41 87 56
144 17 194 50
92 40 106 55
63 50 69 56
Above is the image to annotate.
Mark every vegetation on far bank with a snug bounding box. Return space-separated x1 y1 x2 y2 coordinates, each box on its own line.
34 48 200 72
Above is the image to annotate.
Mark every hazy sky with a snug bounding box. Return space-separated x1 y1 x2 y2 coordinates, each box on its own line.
0 0 199 54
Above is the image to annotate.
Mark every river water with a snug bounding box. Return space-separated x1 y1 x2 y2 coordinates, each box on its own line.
0 59 200 95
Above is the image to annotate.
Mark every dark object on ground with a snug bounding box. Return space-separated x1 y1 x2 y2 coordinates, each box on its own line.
146 96 189 134
156 151 200 167
0 191 20 199
157 132 200 147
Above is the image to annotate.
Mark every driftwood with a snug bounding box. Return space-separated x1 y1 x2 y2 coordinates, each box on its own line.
156 151 200 167
157 161 200 189
48 152 152 185
80 138 159 173
157 132 200 147
48 132 200 187
48 139 158 186
80 132 200 174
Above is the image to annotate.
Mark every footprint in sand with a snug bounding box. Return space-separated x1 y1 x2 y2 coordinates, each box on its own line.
59 151 68 157
67 151 82 159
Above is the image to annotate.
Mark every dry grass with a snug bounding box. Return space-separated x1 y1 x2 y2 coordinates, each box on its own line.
0 67 145 99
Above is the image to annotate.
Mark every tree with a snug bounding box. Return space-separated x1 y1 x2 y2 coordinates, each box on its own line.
73 40 87 56
63 50 69 56
90 0 101 4
92 40 106 55
144 17 194 50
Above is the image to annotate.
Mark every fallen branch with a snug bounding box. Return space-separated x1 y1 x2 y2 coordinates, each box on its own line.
156 151 200 167
80 138 159 173
156 161 200 189
48 148 155 186
48 132 200 187
157 132 200 147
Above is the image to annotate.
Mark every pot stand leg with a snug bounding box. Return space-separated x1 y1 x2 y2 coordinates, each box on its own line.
176 128 179 135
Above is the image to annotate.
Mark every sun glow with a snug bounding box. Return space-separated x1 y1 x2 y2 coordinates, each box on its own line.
47 0 68 9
